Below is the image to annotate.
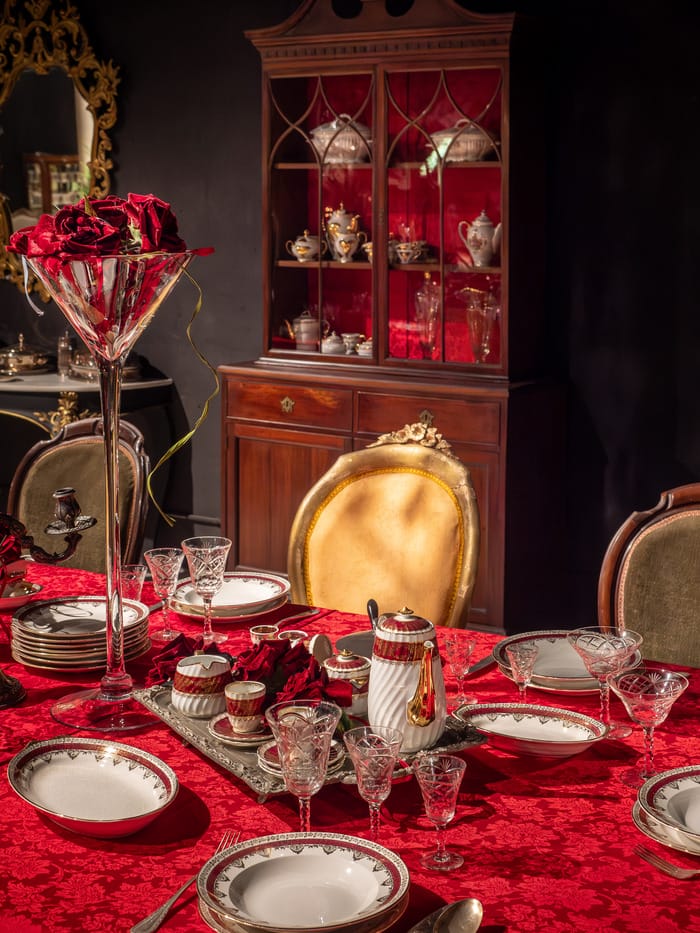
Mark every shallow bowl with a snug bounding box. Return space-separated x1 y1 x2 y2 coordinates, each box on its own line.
7 736 178 837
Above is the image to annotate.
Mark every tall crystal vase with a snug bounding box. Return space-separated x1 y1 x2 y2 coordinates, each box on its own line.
25 252 194 731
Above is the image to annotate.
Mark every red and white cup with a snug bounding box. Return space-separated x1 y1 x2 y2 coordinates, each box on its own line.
225 681 267 733
250 624 279 645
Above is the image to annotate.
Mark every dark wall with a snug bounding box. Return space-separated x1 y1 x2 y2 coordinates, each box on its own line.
2 0 699 628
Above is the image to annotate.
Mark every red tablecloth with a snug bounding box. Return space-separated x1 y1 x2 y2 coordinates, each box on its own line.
1 564 699 932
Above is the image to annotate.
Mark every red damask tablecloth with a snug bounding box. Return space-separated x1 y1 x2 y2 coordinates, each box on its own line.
0 564 699 933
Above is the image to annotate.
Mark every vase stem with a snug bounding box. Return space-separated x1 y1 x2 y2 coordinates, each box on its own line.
97 358 132 700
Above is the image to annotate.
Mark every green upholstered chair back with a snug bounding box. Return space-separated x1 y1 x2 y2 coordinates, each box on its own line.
7 417 149 574
287 423 480 628
598 484 700 667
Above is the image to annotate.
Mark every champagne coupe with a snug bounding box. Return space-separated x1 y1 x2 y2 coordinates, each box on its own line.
144 547 185 643
567 626 643 738
181 536 231 645
266 700 342 833
413 753 466 871
610 669 688 785
443 634 478 709
343 725 403 842
505 642 539 701
25 252 194 731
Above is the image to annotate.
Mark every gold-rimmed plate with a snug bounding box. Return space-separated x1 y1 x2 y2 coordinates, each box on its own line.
170 572 290 620
632 800 700 856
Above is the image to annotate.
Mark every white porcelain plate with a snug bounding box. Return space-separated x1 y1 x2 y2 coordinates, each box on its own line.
13 596 148 638
196 832 409 933
7 736 178 837
256 739 345 777
171 572 290 619
455 702 608 757
638 766 700 838
632 801 700 856
207 714 272 748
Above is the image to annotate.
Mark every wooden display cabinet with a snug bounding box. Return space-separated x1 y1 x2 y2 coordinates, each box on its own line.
221 0 565 634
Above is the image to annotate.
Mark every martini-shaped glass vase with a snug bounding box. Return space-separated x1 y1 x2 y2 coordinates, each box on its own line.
25 252 194 731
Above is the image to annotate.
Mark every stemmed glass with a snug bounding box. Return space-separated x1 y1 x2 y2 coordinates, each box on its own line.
181 536 231 645
610 669 688 785
567 626 643 738
443 634 478 709
505 642 539 701
144 547 185 643
343 725 403 842
266 700 342 833
413 753 466 871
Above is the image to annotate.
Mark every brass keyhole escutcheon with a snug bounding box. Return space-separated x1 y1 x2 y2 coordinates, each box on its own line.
418 409 434 427
280 395 295 414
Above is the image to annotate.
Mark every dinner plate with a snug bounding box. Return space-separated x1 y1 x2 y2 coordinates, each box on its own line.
11 635 151 672
638 766 700 838
196 832 409 933
7 736 178 838
455 702 608 757
256 738 345 777
13 596 149 638
170 572 290 620
207 714 272 748
632 801 700 856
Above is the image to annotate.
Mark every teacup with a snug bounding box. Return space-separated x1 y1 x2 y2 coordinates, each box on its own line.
341 333 364 354
225 680 267 733
171 654 231 718
277 629 308 646
394 241 423 264
250 623 279 645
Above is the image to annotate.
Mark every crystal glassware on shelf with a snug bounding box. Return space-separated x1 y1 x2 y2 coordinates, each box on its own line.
443 634 478 709
413 753 467 871
343 725 403 842
24 251 195 732
567 626 644 739
144 547 185 643
457 283 500 364
505 642 539 701
180 536 231 645
610 668 688 785
266 700 342 833
414 272 440 360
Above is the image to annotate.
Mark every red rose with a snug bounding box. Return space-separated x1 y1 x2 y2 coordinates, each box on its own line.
53 203 122 255
8 213 60 256
125 193 187 253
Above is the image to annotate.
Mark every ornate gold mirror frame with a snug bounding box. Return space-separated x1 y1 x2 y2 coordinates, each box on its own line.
0 0 120 297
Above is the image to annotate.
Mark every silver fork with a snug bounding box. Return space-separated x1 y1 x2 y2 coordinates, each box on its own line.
130 830 240 933
634 844 700 879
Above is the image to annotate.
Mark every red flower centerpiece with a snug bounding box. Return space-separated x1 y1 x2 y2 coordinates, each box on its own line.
9 194 212 731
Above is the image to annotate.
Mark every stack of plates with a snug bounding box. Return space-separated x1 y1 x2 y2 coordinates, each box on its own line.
170 571 290 620
634 765 700 855
256 738 345 778
11 596 150 672
493 630 642 695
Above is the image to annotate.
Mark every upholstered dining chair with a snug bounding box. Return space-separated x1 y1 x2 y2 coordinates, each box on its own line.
598 483 700 667
287 422 480 628
7 417 150 574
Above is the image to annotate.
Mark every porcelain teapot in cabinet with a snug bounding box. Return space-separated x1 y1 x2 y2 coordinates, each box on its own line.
366 606 446 754
457 210 502 268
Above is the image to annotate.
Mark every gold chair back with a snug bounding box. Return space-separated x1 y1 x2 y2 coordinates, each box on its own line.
287 423 480 628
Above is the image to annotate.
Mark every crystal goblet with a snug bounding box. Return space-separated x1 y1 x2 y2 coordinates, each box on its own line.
144 547 185 643
413 753 466 871
567 626 643 738
443 634 478 708
266 700 342 832
181 536 231 645
343 725 403 842
610 668 688 785
505 642 539 701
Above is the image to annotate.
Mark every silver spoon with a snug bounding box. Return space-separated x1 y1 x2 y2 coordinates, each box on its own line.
433 898 483 933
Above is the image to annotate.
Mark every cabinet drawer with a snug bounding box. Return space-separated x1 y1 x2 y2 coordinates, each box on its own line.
357 392 501 446
226 380 353 431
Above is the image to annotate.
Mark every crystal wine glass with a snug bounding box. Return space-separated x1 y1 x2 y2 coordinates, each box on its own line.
181 536 231 645
144 547 185 643
343 725 403 842
413 753 466 871
610 668 688 785
266 700 342 833
505 642 539 701
567 626 643 738
443 634 478 709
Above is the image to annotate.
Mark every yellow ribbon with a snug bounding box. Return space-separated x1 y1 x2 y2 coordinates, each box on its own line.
146 267 220 526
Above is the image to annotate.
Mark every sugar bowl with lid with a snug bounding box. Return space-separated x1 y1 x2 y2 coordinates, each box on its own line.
323 648 371 718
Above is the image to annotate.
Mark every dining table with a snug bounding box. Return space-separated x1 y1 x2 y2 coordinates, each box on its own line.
1 562 699 933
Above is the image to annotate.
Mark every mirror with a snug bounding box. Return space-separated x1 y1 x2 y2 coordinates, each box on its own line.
0 0 120 298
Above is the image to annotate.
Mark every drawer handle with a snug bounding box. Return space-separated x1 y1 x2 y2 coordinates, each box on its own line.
280 395 295 414
419 408 434 427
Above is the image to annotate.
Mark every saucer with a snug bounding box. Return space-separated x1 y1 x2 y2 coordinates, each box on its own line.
257 738 345 776
207 714 271 748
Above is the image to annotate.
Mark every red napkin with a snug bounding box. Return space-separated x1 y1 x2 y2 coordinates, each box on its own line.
144 633 231 686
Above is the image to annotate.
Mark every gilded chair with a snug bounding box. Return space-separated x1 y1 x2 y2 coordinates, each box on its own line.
287 422 480 628
7 417 150 573
598 483 700 667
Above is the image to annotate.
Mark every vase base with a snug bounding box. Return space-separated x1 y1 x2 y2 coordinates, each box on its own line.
50 687 155 732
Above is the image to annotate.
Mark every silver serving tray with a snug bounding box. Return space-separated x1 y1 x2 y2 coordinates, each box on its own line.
134 684 484 801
